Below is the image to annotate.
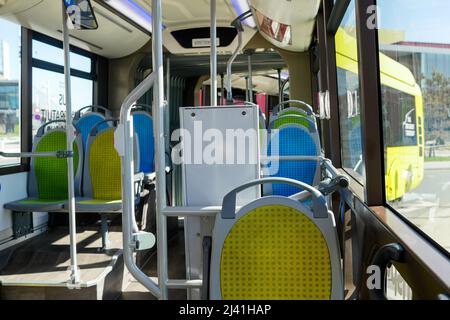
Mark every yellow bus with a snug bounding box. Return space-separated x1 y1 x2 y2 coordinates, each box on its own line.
335 28 424 201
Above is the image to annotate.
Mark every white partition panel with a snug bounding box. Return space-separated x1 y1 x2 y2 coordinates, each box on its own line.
179 105 261 299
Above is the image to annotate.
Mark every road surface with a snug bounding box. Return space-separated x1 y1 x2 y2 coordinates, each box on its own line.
392 162 450 252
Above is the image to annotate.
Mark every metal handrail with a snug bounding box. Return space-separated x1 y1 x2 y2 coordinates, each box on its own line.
118 69 161 298
0 151 61 158
226 31 243 103
272 100 316 116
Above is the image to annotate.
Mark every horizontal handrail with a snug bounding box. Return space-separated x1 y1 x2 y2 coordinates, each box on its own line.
0 151 66 158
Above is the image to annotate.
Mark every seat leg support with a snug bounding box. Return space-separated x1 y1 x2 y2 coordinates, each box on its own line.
101 215 110 251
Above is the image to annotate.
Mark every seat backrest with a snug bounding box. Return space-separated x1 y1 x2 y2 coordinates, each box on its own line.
83 120 139 200
269 114 317 133
272 100 315 116
132 111 155 174
28 121 83 200
73 106 112 149
210 180 343 300
267 124 321 196
83 121 121 200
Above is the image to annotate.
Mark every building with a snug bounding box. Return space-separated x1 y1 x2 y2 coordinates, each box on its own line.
0 40 11 80
0 41 19 134
380 41 450 141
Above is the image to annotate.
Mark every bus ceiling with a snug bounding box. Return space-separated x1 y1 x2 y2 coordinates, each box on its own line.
0 0 150 59
0 1 322 59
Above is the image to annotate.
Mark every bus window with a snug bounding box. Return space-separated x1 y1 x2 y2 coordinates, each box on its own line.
381 86 417 148
335 0 366 183
32 68 93 133
0 18 21 168
378 0 450 252
31 36 94 134
32 39 92 73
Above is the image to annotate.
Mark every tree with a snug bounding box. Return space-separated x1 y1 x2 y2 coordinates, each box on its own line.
422 71 450 141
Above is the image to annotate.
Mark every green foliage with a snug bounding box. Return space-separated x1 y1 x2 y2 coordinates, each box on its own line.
422 71 450 140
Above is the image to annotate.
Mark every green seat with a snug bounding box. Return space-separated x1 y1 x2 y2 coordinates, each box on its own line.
4 121 82 212
209 178 343 300
269 114 317 132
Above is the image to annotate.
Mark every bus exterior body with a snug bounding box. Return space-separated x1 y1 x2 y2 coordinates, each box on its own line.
335 28 424 201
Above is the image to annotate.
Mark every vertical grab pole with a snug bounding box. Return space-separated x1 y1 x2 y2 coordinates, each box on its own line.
165 56 171 154
62 2 79 284
247 50 253 103
152 0 168 300
220 73 224 105
277 68 282 104
210 0 218 106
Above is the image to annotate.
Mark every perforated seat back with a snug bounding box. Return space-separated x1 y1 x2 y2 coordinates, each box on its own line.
271 115 313 130
133 111 155 173
278 108 309 117
268 125 320 196
29 128 82 200
84 127 121 200
221 205 331 299
210 194 343 300
75 113 110 149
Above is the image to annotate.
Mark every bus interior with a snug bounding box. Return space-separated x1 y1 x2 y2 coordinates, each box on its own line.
0 0 448 301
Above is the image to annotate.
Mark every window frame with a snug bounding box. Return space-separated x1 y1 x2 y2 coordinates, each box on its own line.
0 29 100 176
31 31 97 81
0 27 30 175
320 0 450 259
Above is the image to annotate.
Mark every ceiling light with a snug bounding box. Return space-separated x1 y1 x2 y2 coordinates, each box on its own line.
103 0 154 33
231 0 256 28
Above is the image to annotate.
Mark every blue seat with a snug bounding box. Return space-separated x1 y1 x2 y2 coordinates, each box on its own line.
73 105 112 149
267 124 321 196
132 110 155 174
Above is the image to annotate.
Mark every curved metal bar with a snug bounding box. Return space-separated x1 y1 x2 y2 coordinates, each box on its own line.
369 243 405 300
36 120 68 137
222 177 328 220
268 114 317 132
88 119 118 136
272 100 316 116
74 105 111 120
119 68 161 299
226 31 243 103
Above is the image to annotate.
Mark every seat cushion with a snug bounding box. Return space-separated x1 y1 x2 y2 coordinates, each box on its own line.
4 199 66 212
72 198 122 213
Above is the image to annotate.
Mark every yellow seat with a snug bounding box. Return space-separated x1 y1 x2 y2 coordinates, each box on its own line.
209 178 343 300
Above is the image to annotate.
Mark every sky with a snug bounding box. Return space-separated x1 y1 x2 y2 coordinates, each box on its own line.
378 0 450 44
1 17 93 112
0 19 21 80
343 0 450 44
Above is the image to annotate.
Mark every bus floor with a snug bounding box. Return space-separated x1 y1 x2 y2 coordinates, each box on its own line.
0 225 125 300
120 230 187 300
0 224 188 300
